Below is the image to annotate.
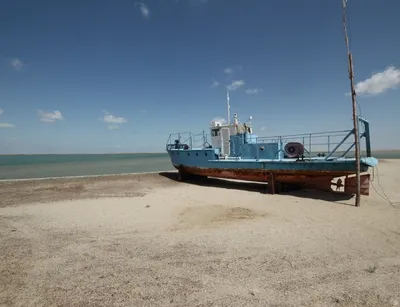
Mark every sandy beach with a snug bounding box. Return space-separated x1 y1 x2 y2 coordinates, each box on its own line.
1 160 400 306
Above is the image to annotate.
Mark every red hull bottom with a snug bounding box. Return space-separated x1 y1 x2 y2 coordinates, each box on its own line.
174 165 370 196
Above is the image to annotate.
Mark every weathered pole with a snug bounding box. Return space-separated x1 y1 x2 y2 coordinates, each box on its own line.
342 0 361 207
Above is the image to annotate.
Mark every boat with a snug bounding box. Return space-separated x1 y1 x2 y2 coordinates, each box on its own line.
165 111 378 196
165 0 378 198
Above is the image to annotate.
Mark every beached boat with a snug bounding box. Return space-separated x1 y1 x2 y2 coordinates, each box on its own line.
165 111 378 195
165 0 378 198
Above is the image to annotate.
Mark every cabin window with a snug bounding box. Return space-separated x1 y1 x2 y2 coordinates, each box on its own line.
205 152 208 156
211 129 220 137
196 153 198 156
188 153 190 156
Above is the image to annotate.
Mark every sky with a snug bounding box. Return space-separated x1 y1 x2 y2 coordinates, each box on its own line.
1 0 400 154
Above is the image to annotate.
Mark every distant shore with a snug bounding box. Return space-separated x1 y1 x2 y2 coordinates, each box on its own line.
1 149 400 156
0 152 166 156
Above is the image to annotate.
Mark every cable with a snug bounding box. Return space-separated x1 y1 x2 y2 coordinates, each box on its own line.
343 2 395 207
369 166 400 208
357 101 362 118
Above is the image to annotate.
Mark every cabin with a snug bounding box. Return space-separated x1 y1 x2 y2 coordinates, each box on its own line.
208 114 285 160
167 112 307 164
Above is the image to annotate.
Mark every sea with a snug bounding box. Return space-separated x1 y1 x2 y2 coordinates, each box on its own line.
0 153 174 180
0 150 399 181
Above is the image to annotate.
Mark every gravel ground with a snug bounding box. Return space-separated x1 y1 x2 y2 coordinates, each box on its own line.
1 162 400 306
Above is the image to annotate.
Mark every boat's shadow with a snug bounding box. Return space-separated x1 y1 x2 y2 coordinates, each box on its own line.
158 172 354 204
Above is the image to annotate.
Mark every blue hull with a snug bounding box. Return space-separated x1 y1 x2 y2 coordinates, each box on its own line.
167 148 375 176
165 116 377 195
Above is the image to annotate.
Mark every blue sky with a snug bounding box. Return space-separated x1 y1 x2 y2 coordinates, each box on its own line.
0 0 399 153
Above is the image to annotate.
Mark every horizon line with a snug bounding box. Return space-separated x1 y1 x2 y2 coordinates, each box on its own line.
1 149 400 156
0 152 166 156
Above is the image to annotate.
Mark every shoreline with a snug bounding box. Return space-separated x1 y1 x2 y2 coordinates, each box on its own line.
0 152 166 156
0 170 180 208
0 158 397 183
1 149 399 156
0 169 176 183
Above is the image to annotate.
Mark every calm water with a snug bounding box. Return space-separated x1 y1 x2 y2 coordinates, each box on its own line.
0 151 399 180
0 153 174 180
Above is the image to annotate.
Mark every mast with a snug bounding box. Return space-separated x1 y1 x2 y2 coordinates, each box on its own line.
226 88 231 125
342 0 361 207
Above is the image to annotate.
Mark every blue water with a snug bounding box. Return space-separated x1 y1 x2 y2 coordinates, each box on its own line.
0 151 399 180
0 153 174 180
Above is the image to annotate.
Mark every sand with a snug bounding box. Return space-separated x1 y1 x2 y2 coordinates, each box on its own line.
1 160 400 306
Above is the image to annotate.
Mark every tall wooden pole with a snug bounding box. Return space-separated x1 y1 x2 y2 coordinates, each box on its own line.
342 0 361 207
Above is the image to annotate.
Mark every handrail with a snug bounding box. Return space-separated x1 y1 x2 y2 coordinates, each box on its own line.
166 116 372 159
166 130 209 150
257 129 351 140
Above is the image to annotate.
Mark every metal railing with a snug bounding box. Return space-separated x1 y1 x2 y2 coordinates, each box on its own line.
255 117 371 160
166 132 210 150
256 130 354 159
166 116 372 160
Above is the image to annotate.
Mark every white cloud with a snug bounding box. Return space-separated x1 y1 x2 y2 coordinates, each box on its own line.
211 79 219 88
227 80 245 91
10 58 24 70
211 116 226 124
246 88 262 95
136 2 150 18
224 67 234 75
0 109 15 128
101 111 127 130
0 122 15 128
352 66 400 96
38 110 63 123
102 112 127 124
260 126 266 131
223 65 243 76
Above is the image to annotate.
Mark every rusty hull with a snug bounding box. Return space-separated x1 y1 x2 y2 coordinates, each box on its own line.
175 165 371 196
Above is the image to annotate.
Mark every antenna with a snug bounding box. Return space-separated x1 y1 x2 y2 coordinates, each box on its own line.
226 88 231 125
342 0 361 207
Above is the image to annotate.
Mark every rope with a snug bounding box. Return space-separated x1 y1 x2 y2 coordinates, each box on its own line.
369 166 400 208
